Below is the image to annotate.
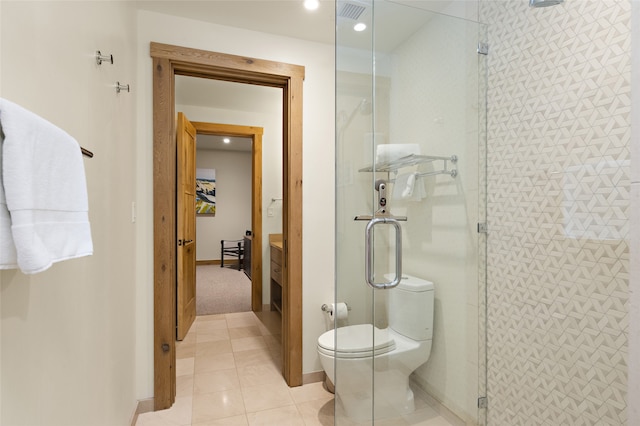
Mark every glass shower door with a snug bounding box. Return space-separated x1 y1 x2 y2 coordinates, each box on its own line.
335 1 487 424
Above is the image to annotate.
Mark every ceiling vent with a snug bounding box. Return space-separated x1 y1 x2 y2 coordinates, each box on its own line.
338 2 366 20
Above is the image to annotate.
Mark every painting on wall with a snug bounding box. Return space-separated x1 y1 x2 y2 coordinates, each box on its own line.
196 168 216 215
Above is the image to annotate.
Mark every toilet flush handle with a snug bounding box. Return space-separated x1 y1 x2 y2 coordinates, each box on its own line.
364 217 402 289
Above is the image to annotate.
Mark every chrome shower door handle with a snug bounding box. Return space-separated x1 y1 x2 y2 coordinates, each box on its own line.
364 217 402 289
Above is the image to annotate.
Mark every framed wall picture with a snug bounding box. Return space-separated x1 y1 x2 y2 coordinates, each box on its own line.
196 168 216 215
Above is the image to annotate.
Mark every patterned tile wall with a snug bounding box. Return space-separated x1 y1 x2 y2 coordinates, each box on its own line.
479 1 631 424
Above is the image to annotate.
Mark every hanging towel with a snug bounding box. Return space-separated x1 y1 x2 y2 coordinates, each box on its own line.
0 98 93 274
392 172 414 200
0 130 18 268
392 172 425 201
408 174 427 201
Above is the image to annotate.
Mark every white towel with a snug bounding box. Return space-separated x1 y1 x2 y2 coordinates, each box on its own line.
0 131 18 268
0 98 93 274
392 172 414 200
392 172 426 201
375 143 420 164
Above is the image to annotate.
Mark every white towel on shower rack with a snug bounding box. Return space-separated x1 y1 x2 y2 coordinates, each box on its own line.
0 98 93 274
376 143 420 164
392 172 425 201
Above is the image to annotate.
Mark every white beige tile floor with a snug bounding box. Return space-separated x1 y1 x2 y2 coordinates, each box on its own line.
136 310 458 426
136 311 334 426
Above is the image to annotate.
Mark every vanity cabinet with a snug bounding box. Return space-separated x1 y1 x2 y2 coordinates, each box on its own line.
243 235 252 279
270 241 283 313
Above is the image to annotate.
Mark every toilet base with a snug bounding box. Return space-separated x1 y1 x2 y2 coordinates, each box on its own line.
334 369 416 422
323 373 335 394
317 328 432 422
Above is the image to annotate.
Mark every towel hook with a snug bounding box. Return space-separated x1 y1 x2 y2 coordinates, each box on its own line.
115 82 130 94
80 147 94 158
95 51 114 65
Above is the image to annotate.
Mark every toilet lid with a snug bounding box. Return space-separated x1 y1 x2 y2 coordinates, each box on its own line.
318 324 395 357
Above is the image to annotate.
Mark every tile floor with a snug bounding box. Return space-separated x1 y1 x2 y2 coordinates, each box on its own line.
135 310 459 426
136 311 334 426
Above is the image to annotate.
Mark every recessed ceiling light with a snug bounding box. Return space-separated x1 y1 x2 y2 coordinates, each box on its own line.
304 0 319 11
354 22 367 32
223 138 231 144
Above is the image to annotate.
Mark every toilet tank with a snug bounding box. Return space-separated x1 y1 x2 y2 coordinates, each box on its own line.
387 274 434 340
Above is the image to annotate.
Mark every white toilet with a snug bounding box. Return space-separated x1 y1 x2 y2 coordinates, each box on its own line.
317 274 435 421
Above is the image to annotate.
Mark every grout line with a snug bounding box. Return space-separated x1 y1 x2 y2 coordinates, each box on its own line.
175 310 325 426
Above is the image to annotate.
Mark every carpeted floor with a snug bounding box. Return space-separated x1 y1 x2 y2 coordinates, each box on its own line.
196 265 251 316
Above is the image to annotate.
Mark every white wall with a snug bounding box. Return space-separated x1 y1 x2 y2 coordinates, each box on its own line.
389 13 481 421
0 2 138 425
135 10 335 397
195 149 252 261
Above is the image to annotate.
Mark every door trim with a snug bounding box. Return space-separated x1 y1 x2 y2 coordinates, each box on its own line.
191 121 264 313
151 42 304 410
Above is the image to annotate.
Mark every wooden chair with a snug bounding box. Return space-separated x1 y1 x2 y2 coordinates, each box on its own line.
220 239 244 270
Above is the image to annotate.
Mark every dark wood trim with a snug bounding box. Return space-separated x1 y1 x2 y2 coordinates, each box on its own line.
152 56 176 410
281 74 304 386
151 42 304 410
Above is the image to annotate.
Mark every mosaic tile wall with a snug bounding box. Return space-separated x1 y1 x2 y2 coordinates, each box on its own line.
480 1 631 424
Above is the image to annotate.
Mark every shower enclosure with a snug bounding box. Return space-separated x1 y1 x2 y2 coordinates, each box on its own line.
334 1 488 424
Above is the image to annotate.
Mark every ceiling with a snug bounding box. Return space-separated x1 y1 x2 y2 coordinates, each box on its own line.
175 76 281 114
136 0 336 45
136 0 456 49
140 0 456 151
175 76 278 152
196 133 253 152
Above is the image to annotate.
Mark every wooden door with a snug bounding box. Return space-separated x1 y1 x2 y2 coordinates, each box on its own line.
152 44 304 409
177 112 197 341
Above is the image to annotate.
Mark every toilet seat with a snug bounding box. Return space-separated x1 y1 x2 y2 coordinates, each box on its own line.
317 324 396 359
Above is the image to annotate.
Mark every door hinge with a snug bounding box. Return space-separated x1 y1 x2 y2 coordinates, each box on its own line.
477 222 488 233
478 397 488 408
477 42 489 55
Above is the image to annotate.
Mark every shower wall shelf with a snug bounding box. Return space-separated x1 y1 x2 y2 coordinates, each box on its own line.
358 154 458 178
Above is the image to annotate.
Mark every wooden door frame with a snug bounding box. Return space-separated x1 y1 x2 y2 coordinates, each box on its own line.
151 42 304 410
191 121 264 313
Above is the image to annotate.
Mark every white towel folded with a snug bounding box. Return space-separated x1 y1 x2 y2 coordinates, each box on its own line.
375 143 420 164
0 98 93 274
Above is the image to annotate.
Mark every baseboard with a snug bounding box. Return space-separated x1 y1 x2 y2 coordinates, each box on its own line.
196 259 243 267
196 259 219 265
302 370 325 385
130 398 154 426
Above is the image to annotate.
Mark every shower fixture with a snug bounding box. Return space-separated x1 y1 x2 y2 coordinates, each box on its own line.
529 0 564 7
338 98 372 131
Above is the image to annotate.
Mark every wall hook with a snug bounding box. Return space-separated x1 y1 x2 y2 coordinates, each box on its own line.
95 51 113 65
116 82 130 93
